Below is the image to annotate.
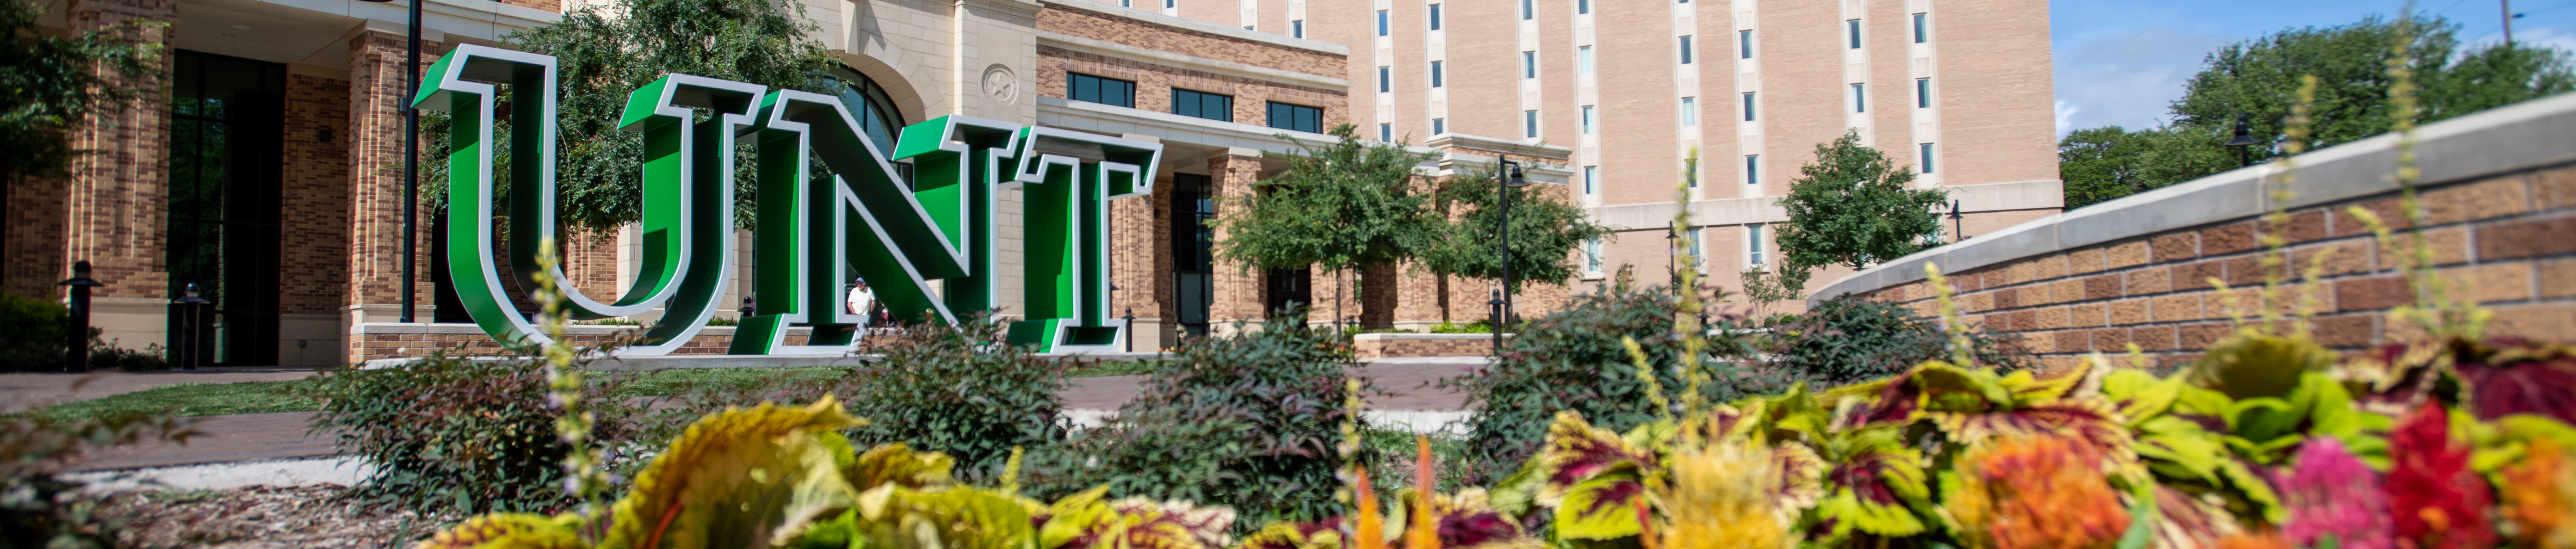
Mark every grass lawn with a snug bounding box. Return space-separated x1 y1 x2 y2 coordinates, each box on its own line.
28 361 1157 422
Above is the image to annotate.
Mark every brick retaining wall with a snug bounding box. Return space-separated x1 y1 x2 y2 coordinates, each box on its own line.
1352 332 1502 358
1813 94 2576 371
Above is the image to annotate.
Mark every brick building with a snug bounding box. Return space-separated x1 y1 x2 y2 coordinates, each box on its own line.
11 0 2060 364
1112 0 2064 313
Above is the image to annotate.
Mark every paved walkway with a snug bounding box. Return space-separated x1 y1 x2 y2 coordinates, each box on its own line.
50 357 1488 471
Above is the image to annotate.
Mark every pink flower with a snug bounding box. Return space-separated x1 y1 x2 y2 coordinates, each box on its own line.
2277 438 2394 549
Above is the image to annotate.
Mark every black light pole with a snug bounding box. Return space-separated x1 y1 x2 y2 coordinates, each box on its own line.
1495 158 1529 337
1664 226 1678 283
173 283 210 370
2225 113 2260 168
1948 200 1966 241
57 261 103 372
1486 289 1504 349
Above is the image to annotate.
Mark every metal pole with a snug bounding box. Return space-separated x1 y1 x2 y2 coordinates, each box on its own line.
1498 159 1516 331
399 0 423 323
2504 0 2516 46
58 261 103 372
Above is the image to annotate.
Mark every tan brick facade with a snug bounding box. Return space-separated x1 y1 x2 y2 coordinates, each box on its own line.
1850 163 2576 371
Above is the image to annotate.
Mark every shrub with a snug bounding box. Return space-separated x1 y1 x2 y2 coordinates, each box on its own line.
0 290 68 371
0 411 192 549
837 316 1072 483
300 352 638 514
1030 315 1370 526
1762 294 2030 384
1440 278 1783 484
86 340 166 371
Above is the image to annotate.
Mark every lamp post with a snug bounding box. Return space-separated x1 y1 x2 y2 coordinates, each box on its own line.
1494 158 1530 346
57 261 104 372
1665 226 1678 283
355 0 418 322
1948 199 1966 241
1486 289 1504 350
2225 113 2260 168
173 284 210 370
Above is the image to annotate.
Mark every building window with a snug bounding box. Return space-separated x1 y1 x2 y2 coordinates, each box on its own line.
1524 110 1540 138
1739 29 1752 58
1688 228 1707 270
1430 61 1444 87
1520 0 1533 19
1377 10 1389 36
1916 78 1931 108
1119 0 1129 7
1378 66 1391 93
1685 154 1699 187
1172 88 1233 122
1747 224 1767 266
1920 143 1936 173
1267 102 1322 133
1847 19 1862 49
1380 123 1393 142
1165 0 1174 8
1679 97 1697 126
1913 12 1927 43
1583 165 1598 194
1428 3 1442 30
1580 105 1595 133
1851 83 1866 113
1585 240 1604 272
1578 46 1594 74
1578 0 1589 14
826 65 909 154
1432 117 1446 135
1292 19 1305 38
1067 72 1134 108
1745 154 1759 185
1741 92 1755 121
1678 35 1694 64
1523 51 1537 78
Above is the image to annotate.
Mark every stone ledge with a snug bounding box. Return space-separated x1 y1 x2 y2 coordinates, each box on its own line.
1811 92 2576 306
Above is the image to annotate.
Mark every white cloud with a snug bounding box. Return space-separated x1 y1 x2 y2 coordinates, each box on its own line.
2052 28 2228 136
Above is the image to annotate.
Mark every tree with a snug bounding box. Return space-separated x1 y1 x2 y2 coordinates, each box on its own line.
1214 124 1438 325
422 0 841 233
1773 131 1948 291
0 0 161 184
1415 161 1613 312
2061 15 2574 209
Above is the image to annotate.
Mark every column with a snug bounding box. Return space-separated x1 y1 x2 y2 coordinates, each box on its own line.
343 28 443 362
1207 148 1267 332
62 0 178 349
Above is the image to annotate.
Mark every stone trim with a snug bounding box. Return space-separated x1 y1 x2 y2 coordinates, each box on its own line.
1035 0 1348 56
1039 31 1350 90
1588 179 2062 232
1812 93 2576 306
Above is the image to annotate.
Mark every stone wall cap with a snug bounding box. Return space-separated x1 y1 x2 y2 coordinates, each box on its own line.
1806 91 2576 307
1353 332 1513 340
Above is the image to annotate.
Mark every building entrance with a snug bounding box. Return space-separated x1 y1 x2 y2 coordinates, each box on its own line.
167 50 285 366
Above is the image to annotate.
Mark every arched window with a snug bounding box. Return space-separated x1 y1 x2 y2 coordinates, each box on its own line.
827 66 907 155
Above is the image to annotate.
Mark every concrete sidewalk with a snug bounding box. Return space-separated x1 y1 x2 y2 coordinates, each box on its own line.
61 357 1489 472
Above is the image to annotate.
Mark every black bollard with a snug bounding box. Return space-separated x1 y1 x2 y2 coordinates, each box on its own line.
57 261 105 372
173 283 211 370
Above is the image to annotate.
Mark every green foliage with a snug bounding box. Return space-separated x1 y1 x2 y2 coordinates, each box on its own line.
1425 320 1494 333
0 290 68 370
85 340 166 371
1739 265 1800 314
1029 316 1366 526
1417 162 1614 293
1773 131 1949 289
841 317 1071 483
301 353 639 514
0 409 192 549
0 0 163 183
29 381 310 421
2060 15 2575 209
1214 124 1439 275
1763 295 2031 386
1439 277 1779 484
420 0 841 232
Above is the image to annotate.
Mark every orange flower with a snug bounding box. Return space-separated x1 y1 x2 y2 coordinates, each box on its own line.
1947 435 2131 549
2502 440 2576 549
2216 531 2294 549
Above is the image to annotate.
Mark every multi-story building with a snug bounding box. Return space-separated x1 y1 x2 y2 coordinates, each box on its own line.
6 0 2056 365
1134 0 2064 309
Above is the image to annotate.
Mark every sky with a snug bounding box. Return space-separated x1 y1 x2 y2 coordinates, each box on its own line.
2051 0 2576 136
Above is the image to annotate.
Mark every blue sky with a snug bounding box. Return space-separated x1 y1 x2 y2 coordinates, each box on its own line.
2051 0 2576 135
